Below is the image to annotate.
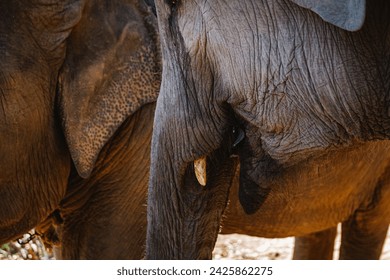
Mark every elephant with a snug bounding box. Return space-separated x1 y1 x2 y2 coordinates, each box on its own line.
146 0 390 259
0 0 160 259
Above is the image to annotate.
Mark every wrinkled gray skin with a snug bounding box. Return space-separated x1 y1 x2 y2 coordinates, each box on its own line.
146 0 390 259
0 0 160 259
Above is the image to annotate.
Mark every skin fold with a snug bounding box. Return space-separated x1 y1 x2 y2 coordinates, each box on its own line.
0 0 160 259
146 0 390 259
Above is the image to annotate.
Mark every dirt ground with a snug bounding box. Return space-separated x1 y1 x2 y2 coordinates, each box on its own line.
1 226 390 260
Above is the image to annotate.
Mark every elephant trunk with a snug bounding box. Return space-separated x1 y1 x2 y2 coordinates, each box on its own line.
145 131 217 259
145 105 238 259
146 158 237 259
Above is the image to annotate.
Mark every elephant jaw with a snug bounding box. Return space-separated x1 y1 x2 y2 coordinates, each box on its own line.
194 156 207 186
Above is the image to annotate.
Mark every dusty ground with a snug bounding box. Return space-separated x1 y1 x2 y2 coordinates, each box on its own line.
214 234 295 260
214 226 390 260
1 226 390 260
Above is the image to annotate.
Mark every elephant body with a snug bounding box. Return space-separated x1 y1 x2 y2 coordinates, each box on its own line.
223 141 390 238
222 141 390 259
0 0 160 259
146 0 390 259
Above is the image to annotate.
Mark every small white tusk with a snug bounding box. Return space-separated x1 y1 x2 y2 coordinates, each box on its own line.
194 156 207 186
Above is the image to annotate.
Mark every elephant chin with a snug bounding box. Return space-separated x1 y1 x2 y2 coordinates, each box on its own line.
239 173 270 214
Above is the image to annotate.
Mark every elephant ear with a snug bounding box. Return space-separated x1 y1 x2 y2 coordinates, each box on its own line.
290 0 366 31
58 0 160 178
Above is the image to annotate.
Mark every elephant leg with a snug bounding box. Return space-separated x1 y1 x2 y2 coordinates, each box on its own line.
293 227 337 260
340 170 390 260
340 218 388 259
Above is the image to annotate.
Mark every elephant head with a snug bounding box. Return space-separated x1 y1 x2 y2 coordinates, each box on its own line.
0 0 160 244
146 0 390 259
